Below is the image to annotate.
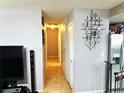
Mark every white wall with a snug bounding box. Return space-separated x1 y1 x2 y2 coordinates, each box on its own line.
58 24 62 63
63 8 109 93
0 9 43 92
73 8 109 92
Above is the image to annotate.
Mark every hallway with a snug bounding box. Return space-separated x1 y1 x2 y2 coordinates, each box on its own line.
44 58 72 93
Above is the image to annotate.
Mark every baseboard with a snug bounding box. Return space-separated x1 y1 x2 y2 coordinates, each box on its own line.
75 90 105 93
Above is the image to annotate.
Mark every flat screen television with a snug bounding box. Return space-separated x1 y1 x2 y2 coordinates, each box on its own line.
0 46 25 81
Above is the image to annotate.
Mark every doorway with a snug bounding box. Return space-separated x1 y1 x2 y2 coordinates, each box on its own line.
43 24 72 93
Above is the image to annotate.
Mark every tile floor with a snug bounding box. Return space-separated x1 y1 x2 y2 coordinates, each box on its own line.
43 58 72 93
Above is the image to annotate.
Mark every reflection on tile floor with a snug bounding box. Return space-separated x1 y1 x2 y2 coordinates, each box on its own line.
43 58 72 93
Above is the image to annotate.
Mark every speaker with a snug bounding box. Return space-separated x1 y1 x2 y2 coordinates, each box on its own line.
30 50 36 92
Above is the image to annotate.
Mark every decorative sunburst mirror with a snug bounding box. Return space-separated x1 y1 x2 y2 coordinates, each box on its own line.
81 10 104 50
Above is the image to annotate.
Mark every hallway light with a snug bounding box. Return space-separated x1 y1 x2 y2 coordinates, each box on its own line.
46 24 58 29
81 10 104 50
45 24 59 29
51 24 56 29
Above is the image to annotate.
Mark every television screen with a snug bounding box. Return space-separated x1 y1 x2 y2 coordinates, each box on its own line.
0 46 24 81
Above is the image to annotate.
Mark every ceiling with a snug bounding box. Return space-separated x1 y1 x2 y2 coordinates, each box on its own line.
0 0 124 23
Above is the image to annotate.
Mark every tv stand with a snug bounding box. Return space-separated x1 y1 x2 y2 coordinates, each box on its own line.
0 81 31 93
1 86 30 93
2 87 22 93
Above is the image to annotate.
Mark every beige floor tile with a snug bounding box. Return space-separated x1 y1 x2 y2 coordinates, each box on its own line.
43 58 72 93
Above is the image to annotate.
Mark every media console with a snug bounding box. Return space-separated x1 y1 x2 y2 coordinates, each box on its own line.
1 86 30 93
0 46 38 93
2 88 22 93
